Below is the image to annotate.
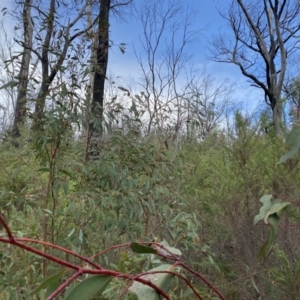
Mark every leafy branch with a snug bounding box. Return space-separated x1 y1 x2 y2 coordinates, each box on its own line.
0 214 226 300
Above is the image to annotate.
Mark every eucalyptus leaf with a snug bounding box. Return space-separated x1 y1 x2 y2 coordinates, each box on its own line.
30 271 63 295
254 195 272 225
258 215 279 259
156 245 182 258
279 126 300 163
0 81 18 90
65 275 112 300
129 264 176 300
264 202 290 223
130 242 157 254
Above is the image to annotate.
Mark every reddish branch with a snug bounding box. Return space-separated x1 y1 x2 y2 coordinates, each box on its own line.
17 237 102 270
48 270 83 299
0 215 225 300
131 269 203 300
154 243 226 300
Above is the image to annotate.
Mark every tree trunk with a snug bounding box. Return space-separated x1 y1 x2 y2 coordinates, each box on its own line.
33 0 55 124
32 0 95 125
88 0 110 154
273 102 283 135
12 0 33 144
209 0 300 136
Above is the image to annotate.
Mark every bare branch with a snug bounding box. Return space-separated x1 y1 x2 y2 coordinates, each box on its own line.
209 0 300 135
110 0 133 10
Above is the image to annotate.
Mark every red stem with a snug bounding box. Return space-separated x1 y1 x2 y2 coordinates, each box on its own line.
17 237 102 269
132 269 202 300
177 262 226 300
48 270 83 300
0 215 223 300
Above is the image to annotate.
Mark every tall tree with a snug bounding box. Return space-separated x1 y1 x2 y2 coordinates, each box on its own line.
32 0 98 124
11 0 33 144
0 20 18 136
88 0 111 144
209 0 300 135
87 0 133 155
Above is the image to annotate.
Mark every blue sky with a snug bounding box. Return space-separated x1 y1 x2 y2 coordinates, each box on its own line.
0 0 263 112
108 0 263 111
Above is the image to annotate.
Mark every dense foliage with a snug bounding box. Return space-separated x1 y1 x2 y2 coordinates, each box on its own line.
0 105 300 299
1 0 300 299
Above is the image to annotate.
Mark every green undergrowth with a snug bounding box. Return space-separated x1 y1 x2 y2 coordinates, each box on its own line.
179 123 300 299
1 115 300 299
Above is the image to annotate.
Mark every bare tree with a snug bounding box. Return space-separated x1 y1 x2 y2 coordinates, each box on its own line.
134 0 199 138
209 0 300 135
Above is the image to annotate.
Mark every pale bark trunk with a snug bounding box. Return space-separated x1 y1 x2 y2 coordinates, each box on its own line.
83 0 96 140
12 0 33 144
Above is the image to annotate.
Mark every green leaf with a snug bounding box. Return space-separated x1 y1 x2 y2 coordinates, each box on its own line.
62 84 68 96
264 201 290 223
68 228 75 238
49 51 62 56
11 166 21 179
45 279 62 298
286 126 300 146
0 81 18 90
118 86 129 94
83 67 90 78
156 246 182 258
155 241 182 258
79 229 83 243
250 276 260 295
279 146 300 164
129 264 176 300
164 140 169 149
64 282 76 298
43 209 53 215
30 271 63 295
158 240 169 247
255 197 288 259
254 195 272 225
61 182 69 195
130 242 157 254
279 126 300 163
258 215 279 259
59 169 72 177
208 255 221 273
65 275 112 300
